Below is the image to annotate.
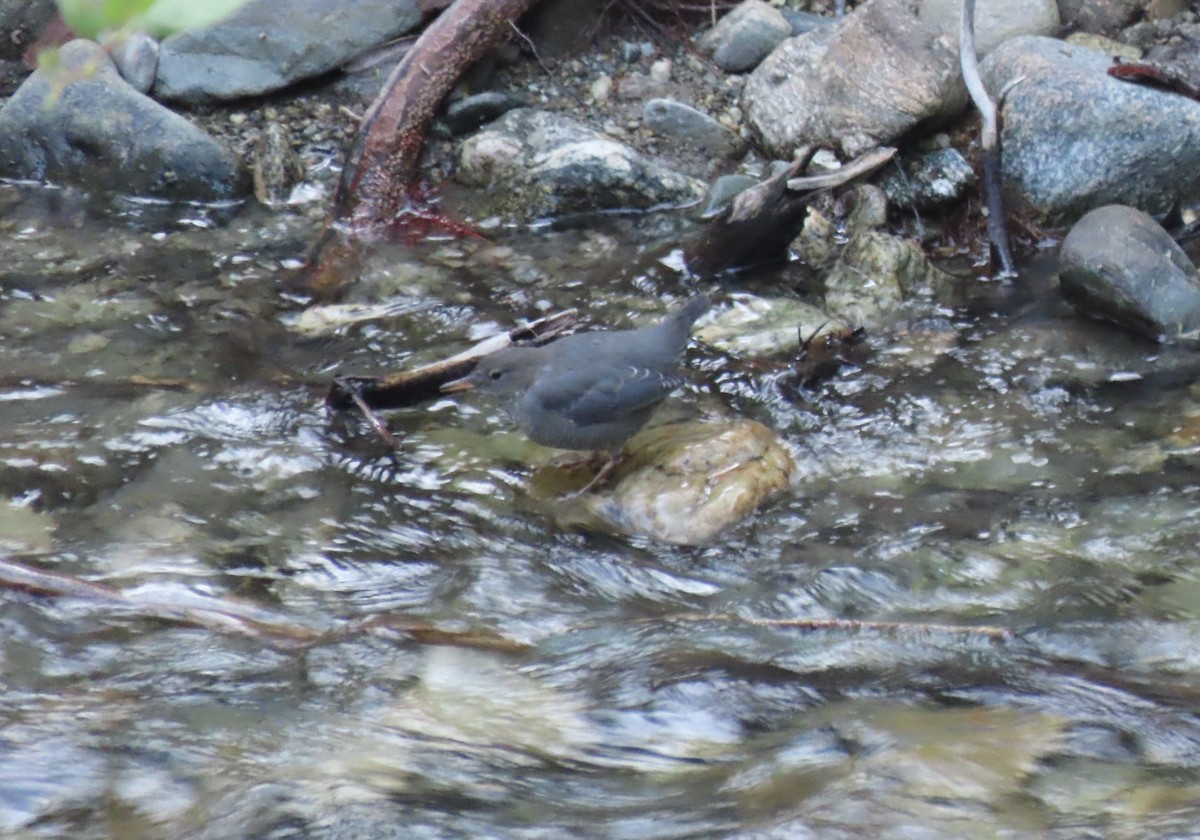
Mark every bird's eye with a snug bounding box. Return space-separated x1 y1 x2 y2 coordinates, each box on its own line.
487 368 503 380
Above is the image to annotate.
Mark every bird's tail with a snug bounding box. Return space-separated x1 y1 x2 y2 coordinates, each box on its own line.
675 293 711 326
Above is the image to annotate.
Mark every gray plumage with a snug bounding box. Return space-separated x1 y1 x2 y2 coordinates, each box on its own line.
444 295 710 453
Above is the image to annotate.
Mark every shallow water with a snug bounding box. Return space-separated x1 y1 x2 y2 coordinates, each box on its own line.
5 182 1200 839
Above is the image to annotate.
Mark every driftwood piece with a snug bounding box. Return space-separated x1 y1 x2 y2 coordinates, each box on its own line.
683 146 895 277
326 308 578 412
960 0 1015 276
333 0 538 229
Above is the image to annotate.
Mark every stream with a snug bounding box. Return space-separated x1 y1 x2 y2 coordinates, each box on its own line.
5 180 1200 838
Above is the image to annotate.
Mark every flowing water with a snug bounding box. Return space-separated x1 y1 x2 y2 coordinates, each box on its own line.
5 181 1200 839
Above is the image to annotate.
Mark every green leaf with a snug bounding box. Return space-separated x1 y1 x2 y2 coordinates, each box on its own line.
56 0 246 39
131 0 247 36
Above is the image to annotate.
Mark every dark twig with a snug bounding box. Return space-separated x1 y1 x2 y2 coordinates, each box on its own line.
960 0 1015 277
333 376 403 450
663 611 1015 640
326 308 579 411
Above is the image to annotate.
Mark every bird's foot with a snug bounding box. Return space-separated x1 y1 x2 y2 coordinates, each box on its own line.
563 453 624 499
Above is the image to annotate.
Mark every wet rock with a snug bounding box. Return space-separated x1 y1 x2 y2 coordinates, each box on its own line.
847 182 890 229
642 98 745 159
695 294 848 357
881 148 977 210
252 123 305 206
444 92 526 137
455 108 704 221
918 0 1058 56
743 0 966 158
698 0 793 73
591 420 795 545
823 231 942 328
1059 204 1200 342
0 39 244 201
109 31 159 94
152 0 422 104
794 207 843 271
981 36 1200 221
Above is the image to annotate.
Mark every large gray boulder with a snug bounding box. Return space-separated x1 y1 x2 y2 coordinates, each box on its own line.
982 36 1200 221
742 0 965 158
1059 205 1200 343
153 0 421 104
0 39 244 201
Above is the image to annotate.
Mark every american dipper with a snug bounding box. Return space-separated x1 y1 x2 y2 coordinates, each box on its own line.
443 294 710 491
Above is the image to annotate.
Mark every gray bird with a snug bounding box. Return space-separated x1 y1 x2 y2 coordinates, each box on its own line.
442 294 710 492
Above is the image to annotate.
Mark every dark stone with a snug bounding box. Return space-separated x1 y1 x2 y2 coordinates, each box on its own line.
881 147 976 209
1059 204 1200 342
642 98 745 158
0 39 245 201
0 0 56 61
698 0 793 73
444 92 526 137
1058 0 1141 35
152 0 422 104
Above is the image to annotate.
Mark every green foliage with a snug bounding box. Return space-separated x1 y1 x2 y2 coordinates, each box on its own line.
56 0 247 39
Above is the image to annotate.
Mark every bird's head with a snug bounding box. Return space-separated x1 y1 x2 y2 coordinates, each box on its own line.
441 346 545 399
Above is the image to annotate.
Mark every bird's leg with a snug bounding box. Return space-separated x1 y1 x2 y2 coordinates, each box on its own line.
565 451 624 498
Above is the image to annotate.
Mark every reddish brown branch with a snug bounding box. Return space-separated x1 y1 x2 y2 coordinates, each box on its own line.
333 0 538 229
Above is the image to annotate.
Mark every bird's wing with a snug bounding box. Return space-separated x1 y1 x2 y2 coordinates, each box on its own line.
530 365 685 425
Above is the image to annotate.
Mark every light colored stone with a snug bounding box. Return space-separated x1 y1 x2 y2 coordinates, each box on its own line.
590 420 795 545
743 0 966 158
918 0 1058 56
695 294 847 357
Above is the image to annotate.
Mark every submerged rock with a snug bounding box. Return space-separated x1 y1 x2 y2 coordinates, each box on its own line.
695 294 848 357
981 36 1200 221
153 0 422 104
794 200 947 329
590 420 795 545
456 108 704 221
251 123 306 206
743 0 965 158
0 39 245 201
1059 204 1200 342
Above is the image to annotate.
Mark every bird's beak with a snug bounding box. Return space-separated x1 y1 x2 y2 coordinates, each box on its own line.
440 374 475 394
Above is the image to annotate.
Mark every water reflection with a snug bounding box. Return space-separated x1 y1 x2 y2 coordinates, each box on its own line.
6 182 1200 837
